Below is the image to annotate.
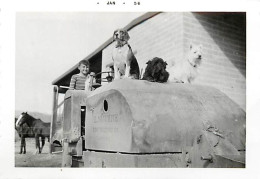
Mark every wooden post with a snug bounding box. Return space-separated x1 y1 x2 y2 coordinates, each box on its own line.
50 85 58 153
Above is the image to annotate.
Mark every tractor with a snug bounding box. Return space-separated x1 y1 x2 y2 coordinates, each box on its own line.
50 74 245 168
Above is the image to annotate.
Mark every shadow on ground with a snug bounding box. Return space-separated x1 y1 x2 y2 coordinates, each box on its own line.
15 138 62 167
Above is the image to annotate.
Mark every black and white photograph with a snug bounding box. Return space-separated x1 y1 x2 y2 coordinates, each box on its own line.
14 11 246 168
1 0 260 178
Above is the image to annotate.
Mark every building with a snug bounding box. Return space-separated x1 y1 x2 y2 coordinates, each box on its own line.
52 12 246 110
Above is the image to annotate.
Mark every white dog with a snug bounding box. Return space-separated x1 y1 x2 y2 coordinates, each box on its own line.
109 29 140 80
168 44 203 83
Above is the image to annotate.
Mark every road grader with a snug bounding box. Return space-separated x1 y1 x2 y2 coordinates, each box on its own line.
50 74 246 168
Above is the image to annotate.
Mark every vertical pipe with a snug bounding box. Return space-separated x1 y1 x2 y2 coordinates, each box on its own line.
62 140 72 167
50 85 59 153
89 72 95 91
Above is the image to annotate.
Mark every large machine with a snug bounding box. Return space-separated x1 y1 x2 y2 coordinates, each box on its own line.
50 79 246 168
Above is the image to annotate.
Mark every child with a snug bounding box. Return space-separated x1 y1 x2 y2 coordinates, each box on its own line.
69 60 95 90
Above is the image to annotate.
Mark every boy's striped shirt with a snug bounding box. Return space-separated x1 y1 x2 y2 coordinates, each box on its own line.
69 74 87 90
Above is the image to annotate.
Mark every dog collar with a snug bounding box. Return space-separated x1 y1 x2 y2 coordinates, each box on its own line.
115 41 127 48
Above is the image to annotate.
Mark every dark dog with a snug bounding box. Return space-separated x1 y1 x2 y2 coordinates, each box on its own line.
142 57 169 83
111 29 140 79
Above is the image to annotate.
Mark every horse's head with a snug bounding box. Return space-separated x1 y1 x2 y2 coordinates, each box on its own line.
16 112 29 128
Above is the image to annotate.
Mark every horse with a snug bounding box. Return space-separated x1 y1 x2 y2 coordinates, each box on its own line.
15 117 35 154
15 112 50 154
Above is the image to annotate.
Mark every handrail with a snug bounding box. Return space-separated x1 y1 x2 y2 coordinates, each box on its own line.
95 71 114 83
95 71 114 77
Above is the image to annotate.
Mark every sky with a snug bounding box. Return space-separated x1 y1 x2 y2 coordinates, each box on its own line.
15 12 144 114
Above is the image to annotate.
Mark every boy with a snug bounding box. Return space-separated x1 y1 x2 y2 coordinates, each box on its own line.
69 60 95 90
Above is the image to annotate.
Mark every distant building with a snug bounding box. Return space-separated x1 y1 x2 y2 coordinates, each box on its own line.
52 12 246 110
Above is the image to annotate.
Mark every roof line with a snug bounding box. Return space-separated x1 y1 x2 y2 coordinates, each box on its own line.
52 12 161 85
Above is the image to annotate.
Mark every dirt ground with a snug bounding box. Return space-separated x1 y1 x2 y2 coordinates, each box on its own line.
15 138 62 167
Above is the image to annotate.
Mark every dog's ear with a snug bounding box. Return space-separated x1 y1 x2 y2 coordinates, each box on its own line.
113 29 118 35
124 30 130 41
113 29 118 40
146 60 151 64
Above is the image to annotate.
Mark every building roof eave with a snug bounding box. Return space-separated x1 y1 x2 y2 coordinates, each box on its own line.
52 12 161 86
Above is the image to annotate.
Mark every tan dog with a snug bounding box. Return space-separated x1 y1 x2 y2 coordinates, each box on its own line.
168 44 203 83
111 29 140 80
